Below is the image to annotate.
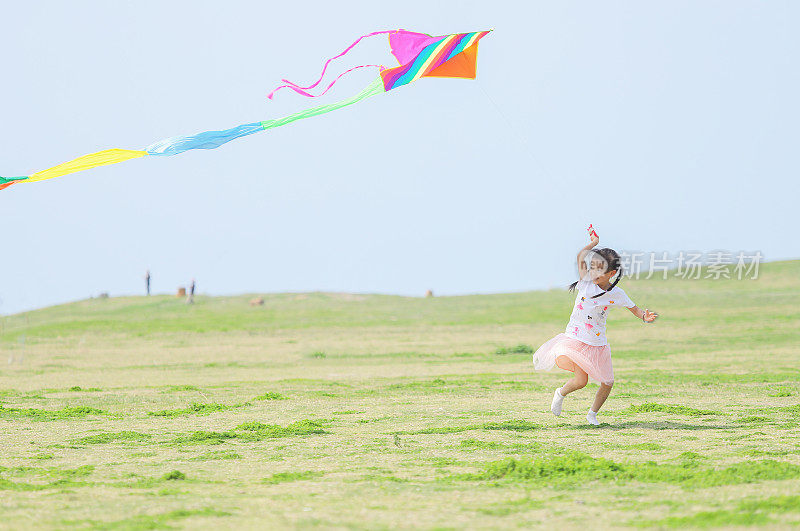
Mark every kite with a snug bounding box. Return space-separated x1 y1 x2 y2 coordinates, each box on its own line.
0 29 491 192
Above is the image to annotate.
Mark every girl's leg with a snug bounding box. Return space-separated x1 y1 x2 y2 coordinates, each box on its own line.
558 360 589 396
551 358 589 417
551 359 588 416
590 382 613 412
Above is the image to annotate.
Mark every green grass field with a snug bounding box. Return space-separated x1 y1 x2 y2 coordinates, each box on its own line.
1 261 798 529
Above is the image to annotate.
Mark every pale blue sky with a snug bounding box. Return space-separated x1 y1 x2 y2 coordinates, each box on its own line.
1 1 797 314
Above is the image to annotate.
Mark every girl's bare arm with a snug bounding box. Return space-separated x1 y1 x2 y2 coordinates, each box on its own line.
577 233 599 277
628 305 658 322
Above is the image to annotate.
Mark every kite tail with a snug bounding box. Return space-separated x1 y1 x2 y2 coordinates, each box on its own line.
261 77 385 129
22 149 149 184
151 78 385 156
146 123 266 156
267 29 398 99
268 64 382 99
2 78 386 190
0 176 28 190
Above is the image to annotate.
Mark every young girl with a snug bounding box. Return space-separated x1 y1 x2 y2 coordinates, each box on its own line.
532 230 658 425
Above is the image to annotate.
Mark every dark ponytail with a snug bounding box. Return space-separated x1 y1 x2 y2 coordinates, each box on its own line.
568 280 579 292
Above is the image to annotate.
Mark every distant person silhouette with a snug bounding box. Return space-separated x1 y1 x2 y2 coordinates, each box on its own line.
186 278 196 304
145 270 151 296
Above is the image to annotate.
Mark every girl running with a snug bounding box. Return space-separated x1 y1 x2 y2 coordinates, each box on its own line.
532 229 658 425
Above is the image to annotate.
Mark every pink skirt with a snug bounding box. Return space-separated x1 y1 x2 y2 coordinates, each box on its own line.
532 333 614 385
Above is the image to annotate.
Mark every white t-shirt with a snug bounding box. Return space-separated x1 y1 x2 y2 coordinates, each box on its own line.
565 280 635 346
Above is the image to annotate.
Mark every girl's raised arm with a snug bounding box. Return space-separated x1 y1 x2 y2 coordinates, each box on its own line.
577 232 599 278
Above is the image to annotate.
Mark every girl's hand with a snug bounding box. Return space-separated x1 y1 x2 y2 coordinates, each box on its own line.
643 309 658 323
587 225 599 247
630 306 659 322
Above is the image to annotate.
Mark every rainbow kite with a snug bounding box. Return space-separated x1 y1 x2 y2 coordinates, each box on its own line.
0 29 491 192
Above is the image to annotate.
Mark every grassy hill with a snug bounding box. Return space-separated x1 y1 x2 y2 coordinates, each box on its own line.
0 260 798 528
4 258 797 334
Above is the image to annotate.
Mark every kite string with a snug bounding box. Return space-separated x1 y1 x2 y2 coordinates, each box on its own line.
474 78 552 180
268 29 399 99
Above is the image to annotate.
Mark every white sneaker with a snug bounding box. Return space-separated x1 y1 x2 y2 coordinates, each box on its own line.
587 410 600 426
551 387 565 416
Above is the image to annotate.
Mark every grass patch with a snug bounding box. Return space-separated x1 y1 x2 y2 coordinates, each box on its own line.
736 416 772 426
1 465 94 479
675 451 706 461
253 392 287 401
62 508 230 529
189 451 242 461
0 478 91 492
312 391 338 398
171 419 329 445
739 495 800 513
398 426 473 435
483 420 537 432
165 385 200 392
357 416 392 424
461 451 800 488
622 443 663 451
622 403 719 417
635 494 800 527
738 447 792 457
424 457 464 467
460 439 507 450
74 431 151 444
494 344 534 355
162 470 186 480
477 496 545 516
387 378 450 391
171 431 237 445
263 470 323 484
637 509 770 528
235 419 330 440
147 402 236 418
0 405 108 421
0 465 95 491
359 474 409 483
397 420 536 435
